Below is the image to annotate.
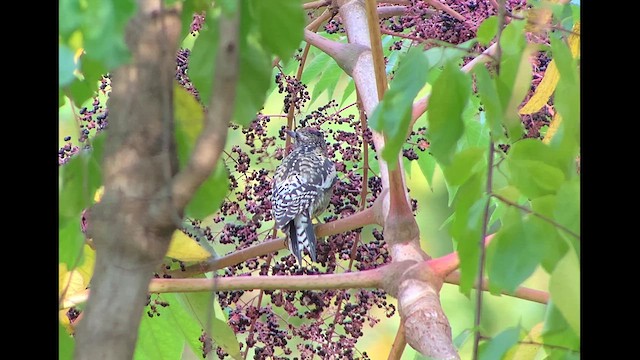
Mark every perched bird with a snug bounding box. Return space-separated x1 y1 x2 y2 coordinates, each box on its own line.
272 127 337 265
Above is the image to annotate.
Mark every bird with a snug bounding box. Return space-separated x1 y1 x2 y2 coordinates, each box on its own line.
272 127 337 265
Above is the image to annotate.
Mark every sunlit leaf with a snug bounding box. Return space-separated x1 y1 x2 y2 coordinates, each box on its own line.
255 0 304 61
504 323 544 360
59 264 86 303
166 230 212 261
174 85 205 168
477 16 498 45
542 300 580 352
549 249 580 335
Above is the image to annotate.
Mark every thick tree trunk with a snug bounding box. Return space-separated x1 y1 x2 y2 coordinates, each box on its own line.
73 1 181 359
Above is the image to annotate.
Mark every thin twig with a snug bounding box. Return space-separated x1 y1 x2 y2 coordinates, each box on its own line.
473 141 495 360
387 320 407 359
445 271 548 304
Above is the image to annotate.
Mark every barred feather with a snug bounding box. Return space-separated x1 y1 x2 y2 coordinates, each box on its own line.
272 128 336 264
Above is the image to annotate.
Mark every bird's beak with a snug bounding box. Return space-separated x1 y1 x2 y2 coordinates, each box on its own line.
285 129 297 139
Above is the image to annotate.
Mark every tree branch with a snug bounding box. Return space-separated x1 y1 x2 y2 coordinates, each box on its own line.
388 321 407 360
174 193 385 277
444 271 549 305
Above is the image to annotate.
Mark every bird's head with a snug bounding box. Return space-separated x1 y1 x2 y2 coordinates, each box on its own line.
285 127 327 149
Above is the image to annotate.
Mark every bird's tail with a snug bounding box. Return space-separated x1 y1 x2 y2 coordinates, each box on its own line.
288 212 317 265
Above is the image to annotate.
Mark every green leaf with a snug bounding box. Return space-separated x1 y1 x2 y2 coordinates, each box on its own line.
450 173 485 295
190 3 271 127
81 0 136 69
477 16 498 46
301 51 331 85
508 139 575 178
453 328 473 349
427 61 472 165
554 179 580 250
499 19 527 55
542 300 580 352
174 85 205 168
190 13 220 106
441 146 487 187
59 134 104 227
369 47 429 169
341 79 357 107
496 20 530 141
530 196 569 272
135 300 185 360
311 61 343 103
157 293 209 357
60 91 67 107
461 96 488 147
80 55 109 86
59 216 85 267
59 44 78 88
185 160 229 219
59 323 74 360
234 38 271 126
417 152 437 191
508 160 565 199
479 326 521 360
487 208 548 293
175 292 241 359
255 0 304 61
59 0 82 38
474 65 504 141
68 78 95 108
549 249 580 335
423 39 475 77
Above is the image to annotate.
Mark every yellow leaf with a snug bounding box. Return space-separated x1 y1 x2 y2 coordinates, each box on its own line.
166 230 211 262
543 113 562 144
519 21 580 115
75 244 96 287
504 322 544 360
59 264 86 303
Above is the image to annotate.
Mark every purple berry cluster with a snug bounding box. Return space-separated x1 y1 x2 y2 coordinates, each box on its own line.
59 74 110 165
275 72 311 112
176 48 201 101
